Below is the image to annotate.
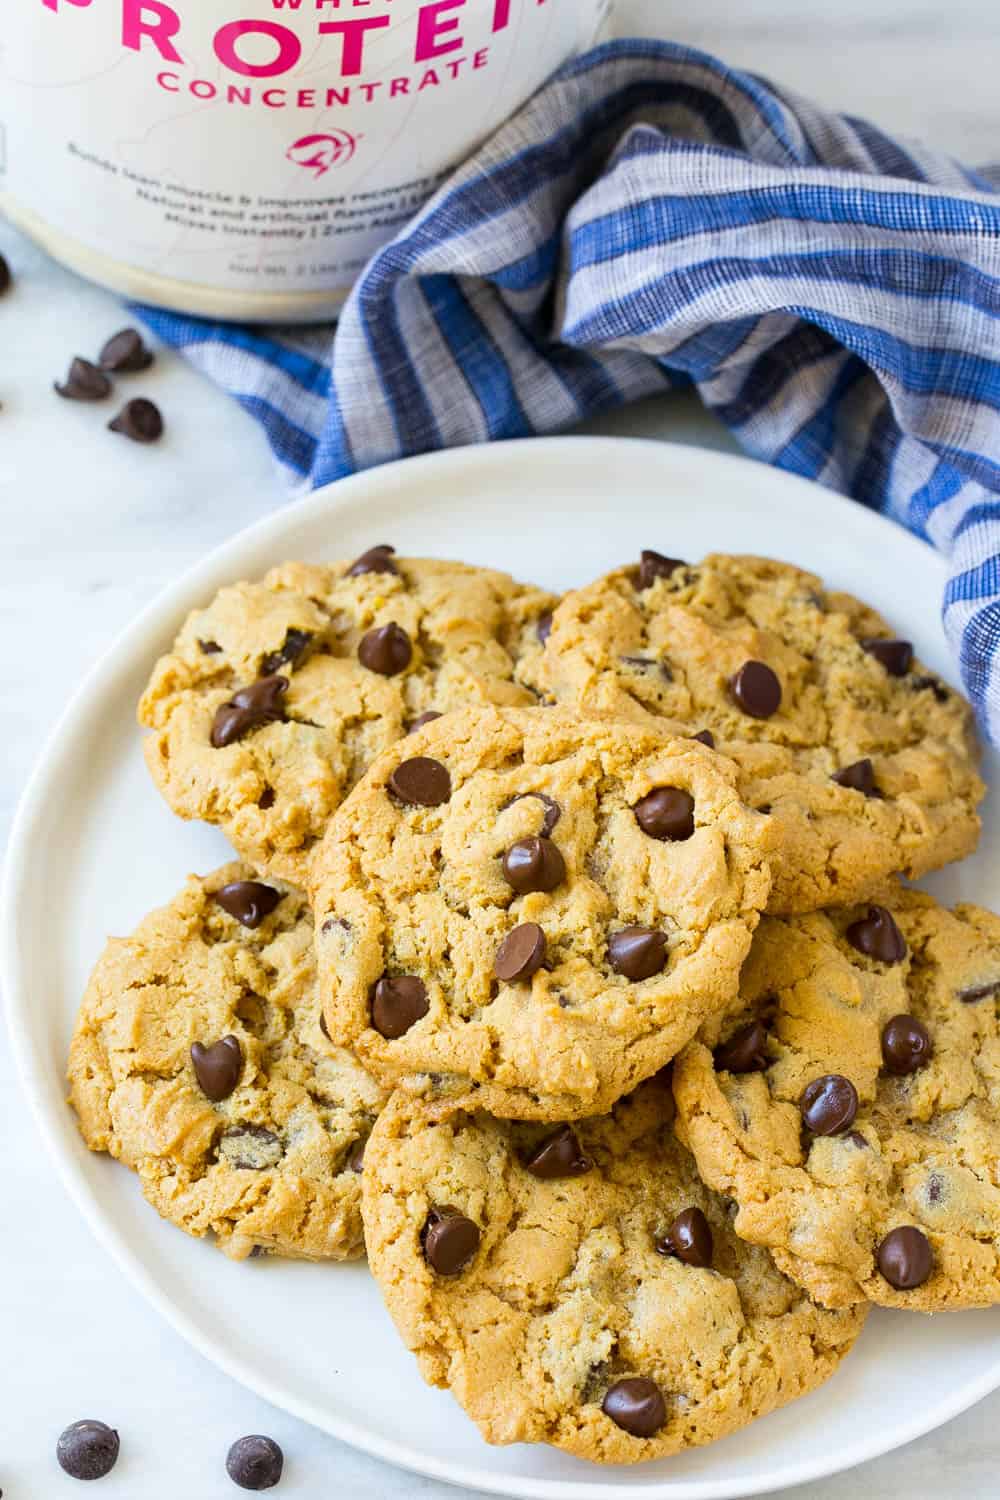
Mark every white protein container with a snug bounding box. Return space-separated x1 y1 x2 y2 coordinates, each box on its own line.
1 0 611 322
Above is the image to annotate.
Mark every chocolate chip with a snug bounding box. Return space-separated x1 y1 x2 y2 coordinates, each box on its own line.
408 711 443 734
800 1074 858 1135
536 611 553 645
55 357 112 402
862 637 913 676
191 1036 242 1102
225 1434 284 1491
714 1020 768 1074
99 327 154 372
846 905 907 963
621 656 673 683
495 923 547 982
199 638 222 655
522 1125 592 1180
927 1172 945 1204
692 729 715 749
505 792 562 837
655 1206 713 1267
502 836 566 894
959 979 1000 1004
832 758 877 796
877 1225 933 1289
422 1205 480 1275
260 627 312 677
608 926 667 981
258 787 276 809
220 1125 282 1170
358 622 411 675
211 675 288 748
109 397 164 442
371 975 429 1038
881 1014 932 1075
633 787 695 841
729 660 782 719
213 881 281 929
601 1377 666 1438
347 543 397 577
56 1421 120 1481
847 1130 869 1149
347 1139 366 1173
638 550 685 590
910 673 950 703
389 756 451 806
319 1013 331 1040
0 254 10 296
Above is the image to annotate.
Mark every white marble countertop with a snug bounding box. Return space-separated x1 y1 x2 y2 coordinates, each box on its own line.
2 2 998 1496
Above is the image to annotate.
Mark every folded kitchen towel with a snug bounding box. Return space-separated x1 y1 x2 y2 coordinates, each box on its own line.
138 38 1000 740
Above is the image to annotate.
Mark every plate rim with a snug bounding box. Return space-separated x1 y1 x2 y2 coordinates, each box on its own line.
5 435 999 1500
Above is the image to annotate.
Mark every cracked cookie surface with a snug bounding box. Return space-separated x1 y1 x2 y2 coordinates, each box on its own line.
362 1082 866 1462
68 864 386 1261
312 706 772 1120
541 554 983 914
674 887 1000 1310
138 554 555 884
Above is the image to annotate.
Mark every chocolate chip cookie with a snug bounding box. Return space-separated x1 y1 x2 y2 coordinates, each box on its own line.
68 864 385 1260
674 887 1000 1310
312 706 773 1120
361 1081 866 1462
138 551 555 884
541 553 983 914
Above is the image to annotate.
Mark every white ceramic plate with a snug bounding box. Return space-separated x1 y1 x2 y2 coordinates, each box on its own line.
5 437 1000 1500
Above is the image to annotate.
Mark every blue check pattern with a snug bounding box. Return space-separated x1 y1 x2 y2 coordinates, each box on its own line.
139 39 1000 740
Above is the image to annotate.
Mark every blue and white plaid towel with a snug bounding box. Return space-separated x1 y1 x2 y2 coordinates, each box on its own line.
140 39 1000 740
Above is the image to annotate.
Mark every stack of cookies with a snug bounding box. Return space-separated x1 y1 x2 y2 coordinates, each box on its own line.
68 545 1000 1466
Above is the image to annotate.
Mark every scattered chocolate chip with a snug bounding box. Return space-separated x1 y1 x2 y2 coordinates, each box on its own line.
199 638 222 655
258 787 276 809
347 543 398 577
656 1206 713 1267
220 1125 283 1170
502 836 566 894
422 1206 480 1275
191 1036 242 1102
347 1139 366 1173
523 1125 592 1180
495 923 547 982
862 637 913 677
847 1130 869 1149
261 627 312 677
536 611 554 645
371 975 429 1039
109 397 164 443
389 756 451 807
358 622 411 675
714 1020 768 1074
927 1172 945 1204
211 675 288 748
958 979 1000 1004
608 926 667 981
800 1074 858 1135
846 905 907 963
638 550 685 590
99 327 154 372
505 791 562 837
832 758 877 796
226 1434 284 1491
0 253 10 296
621 655 673 683
601 1377 666 1438
55 357 112 402
633 787 695 841
319 1013 331 1040
408 711 443 734
729 660 782 719
881 1014 932 1075
56 1421 120 1482
214 881 281 929
877 1225 933 1289
691 729 715 749
910 673 950 703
